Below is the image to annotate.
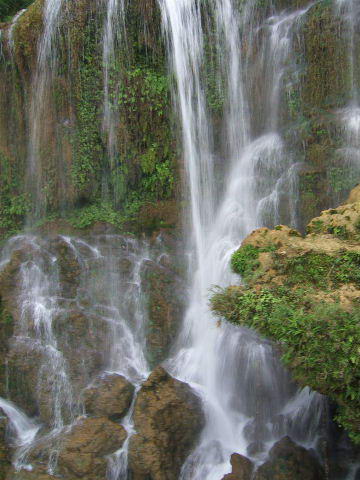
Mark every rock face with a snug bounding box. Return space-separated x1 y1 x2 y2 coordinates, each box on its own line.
0 418 10 480
254 437 325 480
58 417 127 479
142 258 186 368
222 453 253 480
129 367 205 480
83 373 135 420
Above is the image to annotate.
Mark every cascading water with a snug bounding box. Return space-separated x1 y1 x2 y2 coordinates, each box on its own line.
102 0 125 198
27 0 66 220
160 1 325 478
7 9 27 54
336 0 360 171
0 232 159 475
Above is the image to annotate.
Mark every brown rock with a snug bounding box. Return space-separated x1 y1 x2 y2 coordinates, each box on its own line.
129 366 204 480
5 469 56 480
142 261 185 367
0 418 10 480
254 436 325 480
222 453 253 480
347 184 360 204
83 373 134 420
58 417 127 479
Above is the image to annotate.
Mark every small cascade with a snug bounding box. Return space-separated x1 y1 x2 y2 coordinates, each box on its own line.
336 0 360 173
7 9 27 54
27 0 66 220
160 0 325 478
0 232 167 476
102 0 125 199
0 398 39 448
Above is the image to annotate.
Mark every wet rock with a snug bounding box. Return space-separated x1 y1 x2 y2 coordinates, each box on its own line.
5 469 56 480
246 441 265 457
0 418 10 480
222 453 253 480
54 309 110 391
83 373 134 420
6 345 42 418
58 417 127 479
51 237 82 298
142 261 186 367
129 366 204 480
254 436 325 480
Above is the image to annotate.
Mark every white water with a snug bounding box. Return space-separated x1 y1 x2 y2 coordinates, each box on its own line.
160 1 324 478
27 0 66 220
336 0 360 169
102 0 125 194
7 9 27 53
0 233 156 476
0 398 39 449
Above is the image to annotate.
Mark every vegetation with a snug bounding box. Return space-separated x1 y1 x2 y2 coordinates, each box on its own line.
212 212 360 444
211 285 360 444
0 0 32 22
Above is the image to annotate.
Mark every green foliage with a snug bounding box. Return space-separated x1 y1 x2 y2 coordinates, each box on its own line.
118 68 168 117
68 202 121 229
279 251 360 288
231 245 261 279
211 286 360 443
72 21 103 194
0 152 28 239
0 0 32 22
231 244 276 280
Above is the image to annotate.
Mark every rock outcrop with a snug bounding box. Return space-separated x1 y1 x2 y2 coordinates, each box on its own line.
128 366 205 480
57 417 127 479
83 373 134 420
254 437 325 480
0 418 10 480
222 453 253 480
211 186 360 446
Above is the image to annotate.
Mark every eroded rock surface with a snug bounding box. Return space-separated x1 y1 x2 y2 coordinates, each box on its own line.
222 453 253 480
57 417 127 479
129 366 204 480
83 373 134 420
254 437 325 480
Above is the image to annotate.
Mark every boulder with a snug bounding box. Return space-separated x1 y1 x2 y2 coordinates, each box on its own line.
83 373 134 420
222 453 253 480
58 417 127 479
254 436 325 480
128 367 204 480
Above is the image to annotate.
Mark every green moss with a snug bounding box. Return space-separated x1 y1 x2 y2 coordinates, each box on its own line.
230 243 275 281
274 251 360 289
231 245 261 279
0 152 29 240
211 286 360 444
72 19 104 198
0 0 34 23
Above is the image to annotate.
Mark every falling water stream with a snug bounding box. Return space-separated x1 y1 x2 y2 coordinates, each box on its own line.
102 0 125 188
160 1 324 478
27 0 66 220
0 0 359 479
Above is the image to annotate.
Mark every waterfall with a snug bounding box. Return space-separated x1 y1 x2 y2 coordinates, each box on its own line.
7 9 27 53
0 232 156 475
160 1 324 478
336 0 360 172
27 0 66 220
102 0 125 199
